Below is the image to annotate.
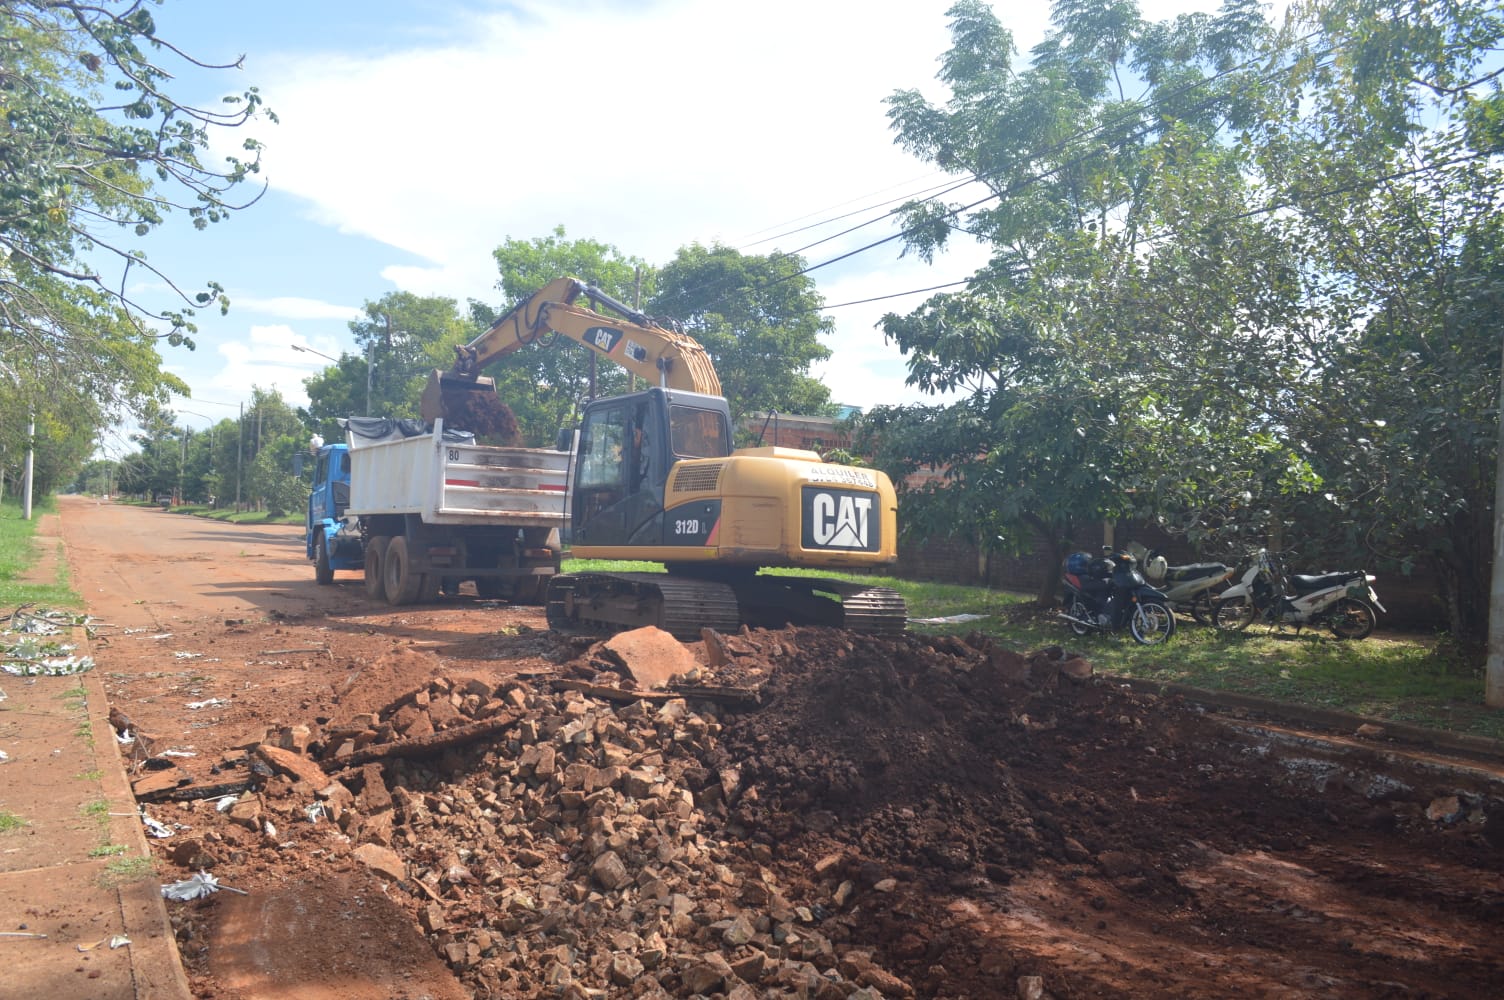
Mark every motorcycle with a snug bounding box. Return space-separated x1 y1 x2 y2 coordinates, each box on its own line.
1211 548 1385 639
1125 542 1235 624
1060 550 1176 645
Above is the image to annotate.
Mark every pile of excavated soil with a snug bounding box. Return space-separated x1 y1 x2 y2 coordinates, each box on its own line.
154 627 1504 999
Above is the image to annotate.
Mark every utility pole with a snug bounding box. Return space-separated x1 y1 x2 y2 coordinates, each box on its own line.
1485 333 1504 708
22 411 34 521
366 340 375 416
235 401 244 509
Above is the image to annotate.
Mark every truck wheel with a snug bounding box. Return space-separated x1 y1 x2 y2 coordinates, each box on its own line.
383 536 423 606
314 533 334 585
364 537 390 600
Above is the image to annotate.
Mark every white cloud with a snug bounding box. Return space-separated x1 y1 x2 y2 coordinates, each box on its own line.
218 0 1254 412
231 295 366 322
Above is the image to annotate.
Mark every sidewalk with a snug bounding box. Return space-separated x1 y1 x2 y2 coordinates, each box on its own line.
0 512 190 1000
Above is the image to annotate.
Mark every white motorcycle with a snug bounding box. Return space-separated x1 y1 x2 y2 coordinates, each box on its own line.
1211 548 1385 639
1126 542 1235 624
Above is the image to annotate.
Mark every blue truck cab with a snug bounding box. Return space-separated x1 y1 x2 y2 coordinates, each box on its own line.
306 439 363 584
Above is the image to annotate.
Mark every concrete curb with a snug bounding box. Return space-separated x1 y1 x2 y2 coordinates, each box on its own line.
81 639 195 1000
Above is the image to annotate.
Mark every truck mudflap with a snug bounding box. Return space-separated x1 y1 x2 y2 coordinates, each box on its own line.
544 572 907 640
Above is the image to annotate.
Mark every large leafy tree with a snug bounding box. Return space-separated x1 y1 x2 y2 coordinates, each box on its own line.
471 226 654 446
1233 0 1504 640
0 1 271 491
876 0 1504 645
871 0 1283 595
302 293 471 438
649 243 834 425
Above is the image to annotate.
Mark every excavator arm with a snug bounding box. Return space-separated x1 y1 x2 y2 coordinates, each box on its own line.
422 277 720 425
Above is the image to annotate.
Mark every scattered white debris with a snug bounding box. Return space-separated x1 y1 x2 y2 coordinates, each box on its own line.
115 729 135 746
140 811 173 839
184 698 227 710
173 651 204 660
77 933 133 952
158 749 197 758
213 795 238 813
263 819 278 838
907 613 990 624
303 802 327 823
0 750 9 764
144 633 174 640
161 871 247 900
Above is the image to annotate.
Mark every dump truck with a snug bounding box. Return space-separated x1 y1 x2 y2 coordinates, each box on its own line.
304 416 569 604
419 276 908 639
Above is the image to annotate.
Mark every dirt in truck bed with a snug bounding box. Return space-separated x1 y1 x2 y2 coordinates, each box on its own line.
51 499 1504 998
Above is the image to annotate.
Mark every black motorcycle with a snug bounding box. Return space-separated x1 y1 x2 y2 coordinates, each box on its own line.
1061 550 1176 645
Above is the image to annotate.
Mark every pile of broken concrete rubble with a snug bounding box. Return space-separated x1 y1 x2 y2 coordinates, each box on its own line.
196 629 923 999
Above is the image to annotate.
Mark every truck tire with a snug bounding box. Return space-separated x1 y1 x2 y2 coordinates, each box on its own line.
383 536 424 606
364 536 390 601
314 533 334 585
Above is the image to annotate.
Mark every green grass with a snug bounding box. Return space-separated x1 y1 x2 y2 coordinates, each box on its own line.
167 504 301 525
99 855 154 887
0 810 26 833
88 843 128 858
567 558 1504 741
0 496 81 609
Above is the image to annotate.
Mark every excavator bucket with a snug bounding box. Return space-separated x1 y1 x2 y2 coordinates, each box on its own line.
420 370 521 443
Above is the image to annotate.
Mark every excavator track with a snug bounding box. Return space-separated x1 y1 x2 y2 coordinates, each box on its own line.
546 572 741 641
818 579 909 635
546 571 908 640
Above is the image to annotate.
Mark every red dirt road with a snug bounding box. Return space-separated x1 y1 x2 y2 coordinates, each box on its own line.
36 497 1504 999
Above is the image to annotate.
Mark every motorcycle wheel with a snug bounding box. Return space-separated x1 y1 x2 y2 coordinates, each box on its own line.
1067 595 1091 636
1212 596 1256 631
1130 601 1175 645
1328 597 1376 640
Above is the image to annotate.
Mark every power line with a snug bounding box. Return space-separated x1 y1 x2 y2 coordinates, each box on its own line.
678 26 1331 312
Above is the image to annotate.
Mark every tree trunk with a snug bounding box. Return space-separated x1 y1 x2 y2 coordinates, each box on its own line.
1027 513 1066 606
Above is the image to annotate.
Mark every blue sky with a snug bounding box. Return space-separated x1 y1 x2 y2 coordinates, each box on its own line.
108 0 1229 445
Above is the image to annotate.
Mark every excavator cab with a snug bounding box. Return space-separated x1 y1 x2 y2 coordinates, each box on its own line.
570 387 730 549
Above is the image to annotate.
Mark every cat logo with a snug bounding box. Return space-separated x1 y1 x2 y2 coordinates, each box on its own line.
583 326 623 353
802 487 878 551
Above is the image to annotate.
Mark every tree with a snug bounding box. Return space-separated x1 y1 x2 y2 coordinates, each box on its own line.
475 226 654 445
0 1 272 505
648 244 834 426
302 293 470 439
0 1 271 410
874 0 1283 596
878 0 1504 648
1233 0 1504 642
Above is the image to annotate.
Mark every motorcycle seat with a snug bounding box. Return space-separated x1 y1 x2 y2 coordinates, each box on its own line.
1289 571 1363 593
1161 563 1229 583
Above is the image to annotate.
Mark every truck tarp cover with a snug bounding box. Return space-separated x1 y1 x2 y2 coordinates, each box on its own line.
342 417 475 448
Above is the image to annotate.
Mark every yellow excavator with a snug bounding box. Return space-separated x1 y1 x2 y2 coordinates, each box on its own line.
420 276 907 639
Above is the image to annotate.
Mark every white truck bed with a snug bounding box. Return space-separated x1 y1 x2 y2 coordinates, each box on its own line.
343 419 569 527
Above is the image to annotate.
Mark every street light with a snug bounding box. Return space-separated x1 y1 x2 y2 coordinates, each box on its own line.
291 341 376 416
290 342 340 364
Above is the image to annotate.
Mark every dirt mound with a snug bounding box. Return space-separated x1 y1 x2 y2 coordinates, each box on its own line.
439 383 521 443
149 624 1504 999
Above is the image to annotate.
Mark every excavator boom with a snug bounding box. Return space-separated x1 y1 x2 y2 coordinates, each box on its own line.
421 277 720 424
